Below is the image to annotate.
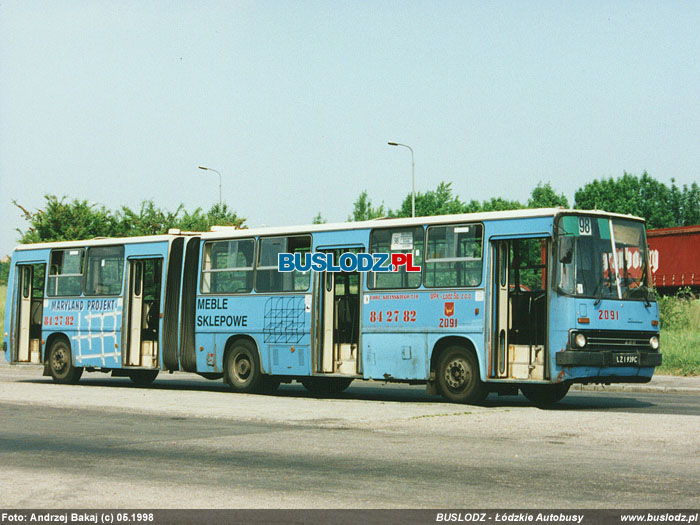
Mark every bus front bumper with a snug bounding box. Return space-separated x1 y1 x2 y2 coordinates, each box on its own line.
555 350 662 368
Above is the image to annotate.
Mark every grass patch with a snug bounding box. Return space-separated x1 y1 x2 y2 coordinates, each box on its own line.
658 295 700 376
410 411 472 419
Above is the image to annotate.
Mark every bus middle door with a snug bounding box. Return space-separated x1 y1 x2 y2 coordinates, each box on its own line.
125 258 163 368
317 248 362 376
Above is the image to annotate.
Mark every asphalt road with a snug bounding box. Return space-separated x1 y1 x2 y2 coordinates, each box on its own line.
0 367 698 509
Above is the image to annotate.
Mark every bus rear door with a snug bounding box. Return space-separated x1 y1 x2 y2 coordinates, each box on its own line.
14 263 45 364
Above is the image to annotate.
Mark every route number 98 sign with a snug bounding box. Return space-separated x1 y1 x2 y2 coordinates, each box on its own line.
578 217 592 236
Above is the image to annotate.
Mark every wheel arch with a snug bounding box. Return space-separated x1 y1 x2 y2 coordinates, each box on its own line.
222 334 265 383
43 332 72 363
430 335 483 381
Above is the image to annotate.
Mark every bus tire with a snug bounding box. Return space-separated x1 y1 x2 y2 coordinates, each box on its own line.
521 383 570 406
437 346 486 404
128 369 159 386
48 339 83 385
301 377 353 396
225 341 263 393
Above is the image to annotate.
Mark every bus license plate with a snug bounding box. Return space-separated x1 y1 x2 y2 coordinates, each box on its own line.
613 353 639 366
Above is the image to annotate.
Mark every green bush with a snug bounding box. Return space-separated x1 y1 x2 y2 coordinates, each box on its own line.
657 288 694 329
658 290 700 376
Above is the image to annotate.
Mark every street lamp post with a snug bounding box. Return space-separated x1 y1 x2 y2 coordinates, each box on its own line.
198 165 222 209
387 142 415 217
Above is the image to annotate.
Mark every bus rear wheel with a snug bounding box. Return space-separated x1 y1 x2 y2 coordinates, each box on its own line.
437 346 486 404
301 377 353 396
128 369 159 386
521 383 570 406
225 341 263 393
48 339 83 385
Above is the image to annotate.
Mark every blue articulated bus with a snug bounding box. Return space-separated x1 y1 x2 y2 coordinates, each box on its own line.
2 208 661 404
2 235 185 385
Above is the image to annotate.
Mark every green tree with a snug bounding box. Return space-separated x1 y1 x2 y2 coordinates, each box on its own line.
312 212 326 224
355 182 528 219
14 195 118 244
177 203 246 232
573 171 699 228
670 180 700 227
13 195 246 244
390 181 465 218
0 258 10 286
348 190 385 221
477 197 525 212
113 200 184 237
528 182 569 208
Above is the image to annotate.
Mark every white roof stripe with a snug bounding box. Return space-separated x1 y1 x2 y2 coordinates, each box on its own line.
13 234 180 251
201 208 644 240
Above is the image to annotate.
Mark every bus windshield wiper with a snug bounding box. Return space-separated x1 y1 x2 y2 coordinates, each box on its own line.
593 274 613 307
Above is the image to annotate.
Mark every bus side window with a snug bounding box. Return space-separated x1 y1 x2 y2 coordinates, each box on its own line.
255 235 311 293
201 239 255 294
368 226 423 290
425 224 483 288
47 249 84 297
84 246 125 296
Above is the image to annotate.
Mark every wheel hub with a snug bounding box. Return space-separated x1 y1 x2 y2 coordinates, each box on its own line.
52 348 67 372
445 358 470 389
234 357 251 380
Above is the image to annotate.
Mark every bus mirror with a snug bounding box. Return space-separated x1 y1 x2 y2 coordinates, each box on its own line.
559 237 574 264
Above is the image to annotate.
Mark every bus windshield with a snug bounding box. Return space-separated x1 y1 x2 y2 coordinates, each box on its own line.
555 215 651 301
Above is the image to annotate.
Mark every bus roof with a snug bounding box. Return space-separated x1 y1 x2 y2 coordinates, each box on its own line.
201 207 645 240
12 234 181 252
11 208 645 251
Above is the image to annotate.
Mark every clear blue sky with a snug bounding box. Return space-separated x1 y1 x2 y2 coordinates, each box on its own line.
1 1 698 256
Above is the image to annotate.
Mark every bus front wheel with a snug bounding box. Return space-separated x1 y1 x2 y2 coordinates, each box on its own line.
521 383 570 406
48 339 83 385
437 346 487 404
225 341 263 393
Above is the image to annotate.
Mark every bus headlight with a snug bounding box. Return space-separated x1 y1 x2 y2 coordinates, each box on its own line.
649 336 660 350
574 333 587 349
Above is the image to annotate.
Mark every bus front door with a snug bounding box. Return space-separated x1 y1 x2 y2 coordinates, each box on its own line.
317 248 361 375
14 264 45 364
490 238 549 381
126 258 162 368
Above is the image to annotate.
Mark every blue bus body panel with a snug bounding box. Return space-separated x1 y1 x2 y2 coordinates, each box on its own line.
549 295 658 382
44 296 123 367
194 294 312 375
362 289 485 380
